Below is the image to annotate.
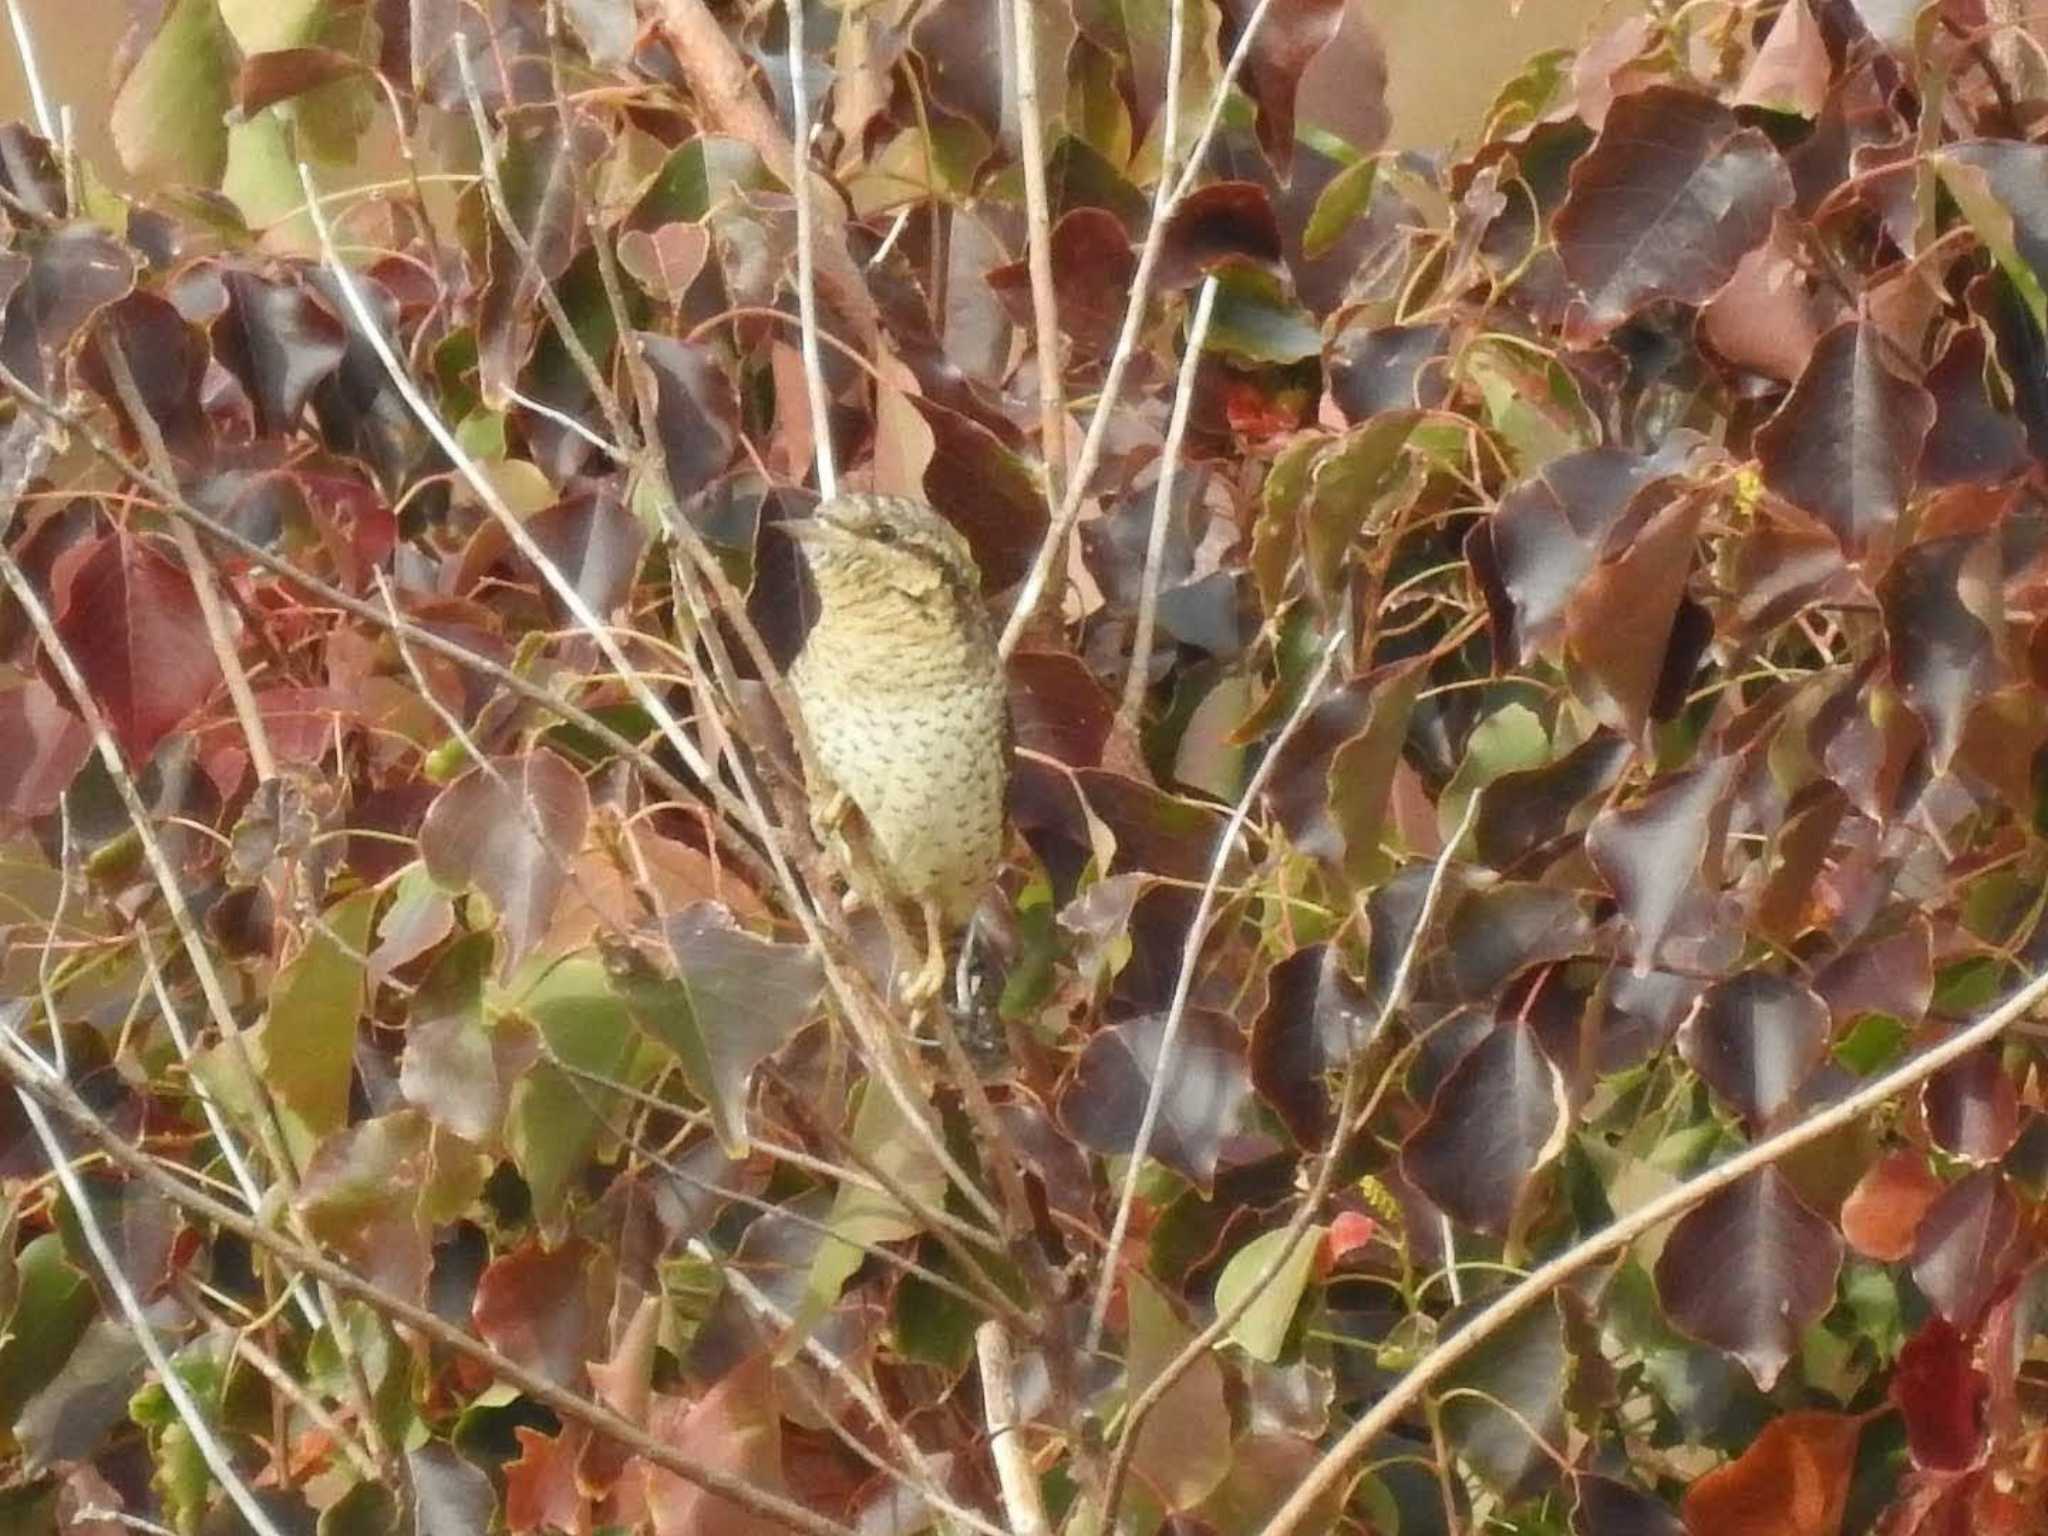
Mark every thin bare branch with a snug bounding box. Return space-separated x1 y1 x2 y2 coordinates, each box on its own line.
1257 961 2048 1536
1086 621 1351 1351
1012 0 1066 509
5 0 55 141
998 0 1278 657
1 1044 865 1536
979 1320 1052 1536
1115 272 1219 741
786 0 838 496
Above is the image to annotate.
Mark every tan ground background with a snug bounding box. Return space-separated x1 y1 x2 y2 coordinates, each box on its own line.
2 0 1614 182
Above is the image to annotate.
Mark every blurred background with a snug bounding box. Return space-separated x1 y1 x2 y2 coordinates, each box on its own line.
2 0 1615 182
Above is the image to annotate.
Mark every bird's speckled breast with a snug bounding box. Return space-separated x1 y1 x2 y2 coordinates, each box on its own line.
790 583 1008 926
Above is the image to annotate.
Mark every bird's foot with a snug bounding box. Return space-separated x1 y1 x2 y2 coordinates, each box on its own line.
812 788 851 839
900 900 950 1012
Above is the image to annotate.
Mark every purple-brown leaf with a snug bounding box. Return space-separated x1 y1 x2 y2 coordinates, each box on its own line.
1654 1165 1842 1390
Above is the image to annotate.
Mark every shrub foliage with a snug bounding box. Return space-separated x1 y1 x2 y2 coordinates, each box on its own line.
4 0 2048 1532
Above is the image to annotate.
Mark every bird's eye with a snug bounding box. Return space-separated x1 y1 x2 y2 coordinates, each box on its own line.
870 524 899 545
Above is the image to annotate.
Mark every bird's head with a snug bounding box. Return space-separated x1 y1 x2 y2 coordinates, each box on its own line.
783 493 984 606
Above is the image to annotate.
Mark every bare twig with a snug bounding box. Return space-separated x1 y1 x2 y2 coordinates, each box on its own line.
978 1320 1052 1536
6 1075 290 1536
4 0 55 141
1257 961 2048 1536
1097 794 1481 1529
785 0 838 496
1012 0 1066 509
0 1042 864 1536
998 0 1278 659
1086 623 1350 1351
1114 273 1218 741
650 0 880 351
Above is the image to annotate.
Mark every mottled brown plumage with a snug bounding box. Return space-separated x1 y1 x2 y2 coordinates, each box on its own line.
785 493 1008 1004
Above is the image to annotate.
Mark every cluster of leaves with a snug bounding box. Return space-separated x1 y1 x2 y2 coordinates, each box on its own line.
8 0 2048 1532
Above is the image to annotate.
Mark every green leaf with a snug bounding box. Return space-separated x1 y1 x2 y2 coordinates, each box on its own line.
252 886 378 1151
0 1235 97 1427
1833 1012 1909 1075
218 0 326 52
110 0 235 189
629 136 774 227
1205 267 1322 364
503 956 649 1235
1215 1225 1324 1362
801 1081 946 1324
1302 155 1378 259
1936 152 2048 334
1439 703 1550 844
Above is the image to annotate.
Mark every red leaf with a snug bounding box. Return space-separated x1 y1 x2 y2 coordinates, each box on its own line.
1895 1316 1987 1473
49 532 224 764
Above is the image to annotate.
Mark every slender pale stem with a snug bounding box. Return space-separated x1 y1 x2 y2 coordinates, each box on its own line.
1116 274 1219 739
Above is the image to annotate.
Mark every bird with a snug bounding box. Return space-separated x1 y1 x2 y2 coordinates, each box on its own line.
782 492 1009 1008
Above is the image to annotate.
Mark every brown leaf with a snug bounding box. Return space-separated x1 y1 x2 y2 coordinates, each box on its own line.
643 1355 786 1536
1677 970 1831 1133
1564 491 1708 739
1680 1410 1860 1536
1840 1150 1941 1262
1756 320 1936 554
419 751 592 973
1734 0 1830 116
1401 1021 1565 1235
1556 88 1792 340
1586 755 1736 975
1911 1168 2017 1328
1060 1009 1253 1194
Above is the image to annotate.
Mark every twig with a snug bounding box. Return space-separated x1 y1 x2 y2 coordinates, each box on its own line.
978 1321 1052 1536
998 0 1278 659
1096 794 1480 1529
0 1043 864 1536
1256 960 2048 1536
0 537 395 1478
650 0 880 350
4 0 55 141
6 1079 290 1536
785 0 838 497
1085 623 1350 1351
1011 0 1066 509
1114 273 1218 741
136 923 325 1333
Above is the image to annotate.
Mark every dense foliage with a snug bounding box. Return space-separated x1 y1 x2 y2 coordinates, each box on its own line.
6 0 2048 1532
